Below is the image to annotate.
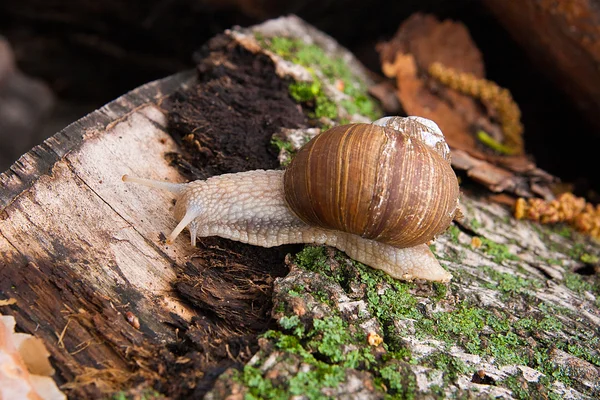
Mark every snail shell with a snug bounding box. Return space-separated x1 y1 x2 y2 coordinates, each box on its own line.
283 117 460 248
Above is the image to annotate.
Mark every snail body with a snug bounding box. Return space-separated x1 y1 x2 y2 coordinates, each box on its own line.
123 116 460 282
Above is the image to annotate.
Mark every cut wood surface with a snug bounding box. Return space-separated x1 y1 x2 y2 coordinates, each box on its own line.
1 71 204 395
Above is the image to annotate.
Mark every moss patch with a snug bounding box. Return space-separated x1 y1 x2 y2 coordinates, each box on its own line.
447 225 461 244
233 318 380 398
482 266 542 298
237 332 350 399
256 35 381 123
224 242 600 398
500 374 561 400
476 237 520 263
288 81 338 120
563 271 594 294
308 247 596 394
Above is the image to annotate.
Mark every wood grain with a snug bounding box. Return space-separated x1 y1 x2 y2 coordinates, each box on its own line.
0 71 201 391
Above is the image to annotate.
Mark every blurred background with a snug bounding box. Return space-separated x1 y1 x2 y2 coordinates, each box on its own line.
1 0 600 194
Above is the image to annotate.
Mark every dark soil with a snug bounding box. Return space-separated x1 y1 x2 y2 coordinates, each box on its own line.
162 34 307 179
151 34 308 397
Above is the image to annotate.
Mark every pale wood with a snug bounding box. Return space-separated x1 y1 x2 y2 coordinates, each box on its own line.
0 70 200 385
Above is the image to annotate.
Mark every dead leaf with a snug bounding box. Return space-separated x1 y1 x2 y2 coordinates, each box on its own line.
375 13 556 198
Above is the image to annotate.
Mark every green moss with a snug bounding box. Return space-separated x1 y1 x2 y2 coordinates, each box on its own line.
287 81 339 120
293 245 342 283
237 318 375 399
537 315 563 332
500 375 541 400
257 35 381 122
273 301 286 315
440 247 466 264
482 266 542 297
377 363 417 398
447 225 460 244
314 96 339 120
580 253 599 264
477 237 520 263
487 332 529 365
270 136 295 166
432 282 448 302
494 348 579 399
553 225 573 239
286 289 303 298
308 317 354 364
486 313 512 331
310 289 333 306
428 243 437 255
240 366 281 399
356 269 422 342
470 218 482 229
424 352 472 384
560 342 600 367
428 303 487 353
267 36 297 57
533 350 575 388
256 246 596 398
537 256 563 266
279 315 305 337
513 315 562 333
288 367 346 398
288 81 321 102
291 314 373 367
421 303 563 369
294 249 532 367
294 246 329 268
340 259 533 368
568 243 586 260
563 272 593 294
340 96 378 120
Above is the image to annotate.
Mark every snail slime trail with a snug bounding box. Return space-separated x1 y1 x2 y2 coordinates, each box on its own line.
123 116 460 282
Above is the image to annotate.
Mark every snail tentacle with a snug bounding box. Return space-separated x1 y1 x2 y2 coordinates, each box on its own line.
122 175 186 194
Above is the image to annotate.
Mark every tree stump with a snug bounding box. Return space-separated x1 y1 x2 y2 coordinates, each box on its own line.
1 16 599 399
1 70 201 397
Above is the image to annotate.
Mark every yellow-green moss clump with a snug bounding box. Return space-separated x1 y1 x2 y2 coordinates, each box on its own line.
257 35 381 123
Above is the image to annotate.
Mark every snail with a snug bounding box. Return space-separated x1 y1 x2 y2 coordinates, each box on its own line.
123 116 460 282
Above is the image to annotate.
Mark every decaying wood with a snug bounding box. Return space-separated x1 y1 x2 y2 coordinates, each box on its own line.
0 16 330 398
1 71 202 396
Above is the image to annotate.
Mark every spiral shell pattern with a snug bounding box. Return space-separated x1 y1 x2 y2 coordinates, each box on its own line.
283 120 460 248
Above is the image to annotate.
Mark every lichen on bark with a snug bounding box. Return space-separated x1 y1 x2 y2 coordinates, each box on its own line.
205 16 600 400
